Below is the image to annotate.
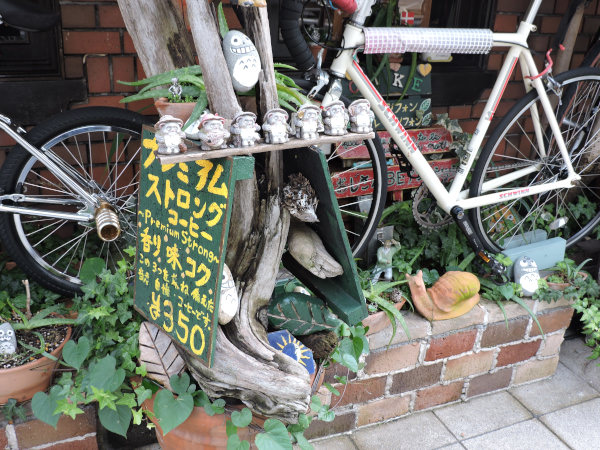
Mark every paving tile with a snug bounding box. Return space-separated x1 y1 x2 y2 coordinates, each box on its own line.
462 419 568 450
352 411 456 450
311 435 357 450
510 363 598 414
433 391 531 439
540 398 600 450
558 337 600 391
435 444 465 450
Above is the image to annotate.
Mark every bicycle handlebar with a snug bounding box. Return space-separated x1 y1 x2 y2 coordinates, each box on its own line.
279 0 316 72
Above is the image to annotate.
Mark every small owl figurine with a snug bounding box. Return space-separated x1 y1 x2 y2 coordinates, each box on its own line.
292 104 323 140
196 113 230 151
0 322 17 355
322 100 349 136
230 112 261 147
348 99 375 133
262 108 291 144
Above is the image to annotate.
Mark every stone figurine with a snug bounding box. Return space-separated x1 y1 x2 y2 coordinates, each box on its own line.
0 322 16 355
282 173 319 222
154 115 187 155
322 100 349 136
262 108 291 144
371 239 401 283
348 99 375 133
514 256 540 297
196 113 230 151
292 104 323 140
218 264 240 325
223 30 261 93
230 111 261 147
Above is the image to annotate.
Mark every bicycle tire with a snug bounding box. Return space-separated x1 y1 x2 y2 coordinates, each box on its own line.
0 107 150 296
469 67 600 253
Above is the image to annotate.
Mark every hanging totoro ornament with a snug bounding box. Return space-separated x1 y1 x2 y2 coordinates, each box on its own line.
219 265 239 325
348 99 375 133
322 100 349 136
223 30 261 93
262 108 291 144
230 111 261 147
0 322 17 355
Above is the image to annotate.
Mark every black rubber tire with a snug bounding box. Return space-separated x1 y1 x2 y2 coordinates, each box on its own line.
0 107 150 296
469 67 600 252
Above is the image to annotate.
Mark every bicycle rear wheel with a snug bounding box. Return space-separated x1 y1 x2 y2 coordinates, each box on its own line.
469 67 600 252
0 107 149 295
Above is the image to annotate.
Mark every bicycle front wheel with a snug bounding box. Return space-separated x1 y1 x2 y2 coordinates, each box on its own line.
0 107 149 295
470 67 600 252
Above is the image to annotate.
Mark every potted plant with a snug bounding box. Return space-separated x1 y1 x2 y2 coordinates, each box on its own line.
543 258 591 290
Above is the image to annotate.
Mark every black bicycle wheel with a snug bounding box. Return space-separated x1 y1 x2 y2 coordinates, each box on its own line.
469 67 600 252
0 107 149 295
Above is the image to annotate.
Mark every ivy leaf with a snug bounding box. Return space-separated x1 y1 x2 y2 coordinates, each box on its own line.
98 404 132 437
169 372 191 396
292 432 313 450
324 383 340 396
154 389 194 435
227 434 250 450
226 420 238 437
268 293 343 335
317 406 335 422
132 408 144 426
79 257 105 284
62 336 91 370
31 389 61 428
255 419 292 450
90 386 118 411
135 386 153 407
231 407 252 428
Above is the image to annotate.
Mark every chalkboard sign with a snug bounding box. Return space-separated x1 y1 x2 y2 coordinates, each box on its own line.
135 127 253 367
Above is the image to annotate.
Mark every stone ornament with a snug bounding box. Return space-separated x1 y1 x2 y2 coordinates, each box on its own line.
262 108 291 144
230 111 261 148
218 264 240 325
267 329 315 375
0 322 16 355
348 99 375 133
371 239 401 283
154 115 187 155
223 30 261 93
196 113 230 151
514 256 540 297
292 104 324 140
287 221 343 279
282 173 319 223
322 100 349 136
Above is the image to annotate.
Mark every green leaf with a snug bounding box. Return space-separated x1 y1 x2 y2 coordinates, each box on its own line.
169 373 191 396
79 257 105 284
231 407 252 428
217 2 230 39
227 434 251 450
154 389 194 435
255 419 292 450
98 404 132 438
31 391 61 428
323 383 340 396
183 92 208 131
309 395 322 412
268 293 343 335
135 386 153 406
86 356 125 392
293 432 313 450
62 336 91 370
317 407 335 422
226 419 238 437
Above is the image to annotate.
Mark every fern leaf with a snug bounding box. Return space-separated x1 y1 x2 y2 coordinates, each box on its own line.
139 322 185 391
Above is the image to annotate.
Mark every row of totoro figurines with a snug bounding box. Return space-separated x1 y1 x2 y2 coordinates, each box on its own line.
154 99 375 154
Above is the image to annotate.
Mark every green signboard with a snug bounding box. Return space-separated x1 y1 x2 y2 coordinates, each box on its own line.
135 127 253 367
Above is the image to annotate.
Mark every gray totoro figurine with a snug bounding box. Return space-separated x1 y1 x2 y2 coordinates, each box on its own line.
348 99 375 133
0 322 17 355
322 100 349 136
262 108 291 144
292 104 323 140
230 112 261 147
222 30 261 93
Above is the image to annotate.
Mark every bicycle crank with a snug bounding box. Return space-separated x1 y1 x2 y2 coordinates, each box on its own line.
95 202 121 242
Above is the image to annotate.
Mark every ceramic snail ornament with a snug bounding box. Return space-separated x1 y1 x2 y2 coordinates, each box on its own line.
230 111 261 147
348 99 375 133
154 115 187 155
218 265 240 325
282 173 319 222
262 108 291 144
0 322 17 355
223 30 261 93
292 104 324 140
405 270 480 321
196 113 230 151
322 100 349 136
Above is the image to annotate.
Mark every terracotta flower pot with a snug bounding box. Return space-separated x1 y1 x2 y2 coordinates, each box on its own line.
543 272 588 291
363 298 407 336
0 326 72 404
154 97 196 123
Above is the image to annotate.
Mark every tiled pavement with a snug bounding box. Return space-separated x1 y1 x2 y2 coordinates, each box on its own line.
310 336 600 450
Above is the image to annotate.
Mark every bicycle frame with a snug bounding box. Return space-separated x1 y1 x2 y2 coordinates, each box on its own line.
323 0 580 215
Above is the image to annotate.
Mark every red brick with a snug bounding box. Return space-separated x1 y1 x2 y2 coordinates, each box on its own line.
415 382 463 410
357 395 410 426
514 355 559 384
223 6 242 30
481 318 528 348
431 106 449 117
113 56 136 92
444 351 494 380
494 14 518 32
323 362 357 385
460 120 479 134
123 32 136 53
86 56 110 93
73 96 125 108
468 368 513 397
529 308 574 337
425 330 477 361
332 376 386 407
497 340 541 366
496 0 527 12
0 133 16 146
390 363 443 393
448 105 471 120
487 53 503 71
529 35 551 53
304 411 355 440
364 342 420 375
47 435 98 450
65 56 84 79
0 427 8 450
136 57 148 81
61 4 96 28
99 4 126 28
538 0 555 13
540 16 561 34
63 31 121 54
539 332 565 357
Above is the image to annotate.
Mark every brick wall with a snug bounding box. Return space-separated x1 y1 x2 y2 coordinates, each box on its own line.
305 297 574 440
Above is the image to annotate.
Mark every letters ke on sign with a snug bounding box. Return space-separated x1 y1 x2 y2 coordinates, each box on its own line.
135 128 244 367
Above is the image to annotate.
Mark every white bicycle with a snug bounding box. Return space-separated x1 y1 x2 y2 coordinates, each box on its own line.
281 0 600 275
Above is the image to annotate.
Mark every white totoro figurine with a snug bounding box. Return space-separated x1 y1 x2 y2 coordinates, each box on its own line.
514 256 540 297
348 99 375 133
218 265 240 325
223 30 261 93
155 115 187 155
230 112 261 147
196 113 230 151
292 104 324 140
0 322 16 355
322 100 349 136
262 108 291 144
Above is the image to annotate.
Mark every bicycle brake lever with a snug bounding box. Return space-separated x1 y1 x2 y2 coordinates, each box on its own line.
308 49 329 99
